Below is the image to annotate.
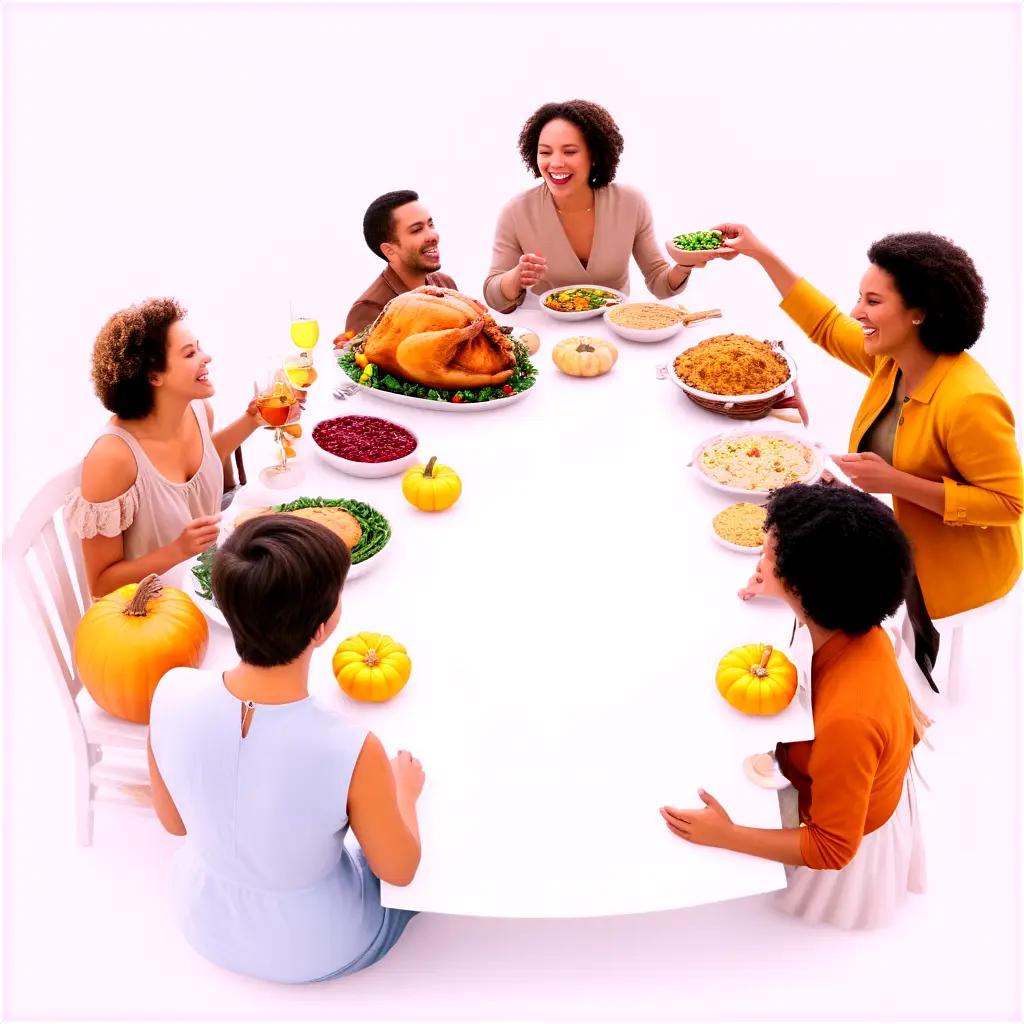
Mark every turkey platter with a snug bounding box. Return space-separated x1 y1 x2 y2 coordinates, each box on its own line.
361 286 516 392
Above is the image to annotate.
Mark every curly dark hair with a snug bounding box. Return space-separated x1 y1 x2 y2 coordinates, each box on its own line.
363 189 419 260
517 100 624 188
764 482 912 634
91 298 186 420
214 515 350 667
868 232 987 353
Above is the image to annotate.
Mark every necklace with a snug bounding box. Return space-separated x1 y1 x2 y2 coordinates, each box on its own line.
553 188 595 215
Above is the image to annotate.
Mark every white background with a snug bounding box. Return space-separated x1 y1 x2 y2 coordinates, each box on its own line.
3 2 1022 1020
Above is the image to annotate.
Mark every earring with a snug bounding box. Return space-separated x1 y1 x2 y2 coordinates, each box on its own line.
912 319 922 325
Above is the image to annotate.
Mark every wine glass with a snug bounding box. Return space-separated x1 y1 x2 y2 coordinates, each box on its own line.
287 301 321 394
289 301 320 351
253 369 305 489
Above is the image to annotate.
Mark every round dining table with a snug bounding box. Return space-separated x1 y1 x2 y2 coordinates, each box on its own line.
187 295 816 919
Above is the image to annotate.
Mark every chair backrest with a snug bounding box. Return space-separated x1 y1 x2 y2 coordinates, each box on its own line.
3 464 91 718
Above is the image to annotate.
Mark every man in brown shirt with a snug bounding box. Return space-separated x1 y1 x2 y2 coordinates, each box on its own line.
338 190 458 339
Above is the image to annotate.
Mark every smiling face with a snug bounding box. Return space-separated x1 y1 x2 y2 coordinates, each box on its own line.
537 118 592 201
381 200 441 275
150 320 214 401
850 264 925 358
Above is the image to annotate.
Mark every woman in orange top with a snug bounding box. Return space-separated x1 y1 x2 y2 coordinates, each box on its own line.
661 483 924 929
721 224 1022 624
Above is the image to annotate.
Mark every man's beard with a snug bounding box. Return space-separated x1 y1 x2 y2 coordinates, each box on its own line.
402 248 442 274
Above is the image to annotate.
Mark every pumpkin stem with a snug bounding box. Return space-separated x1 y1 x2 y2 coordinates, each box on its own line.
751 645 773 678
365 649 380 667
424 456 437 479
124 573 163 617
575 343 596 353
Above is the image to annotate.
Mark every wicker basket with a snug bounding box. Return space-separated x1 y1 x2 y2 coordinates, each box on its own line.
665 341 798 421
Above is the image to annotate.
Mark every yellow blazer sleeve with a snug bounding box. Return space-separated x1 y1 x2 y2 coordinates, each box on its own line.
942 391 1024 527
780 279 877 377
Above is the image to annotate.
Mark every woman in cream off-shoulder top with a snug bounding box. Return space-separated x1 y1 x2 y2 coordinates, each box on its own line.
65 299 288 598
483 99 732 313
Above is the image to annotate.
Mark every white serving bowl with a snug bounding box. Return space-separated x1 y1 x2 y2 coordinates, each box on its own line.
710 527 765 556
538 284 626 322
690 428 825 499
311 417 420 478
603 303 686 343
669 345 797 408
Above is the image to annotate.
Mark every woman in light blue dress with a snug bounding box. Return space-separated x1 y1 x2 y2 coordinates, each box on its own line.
148 515 424 983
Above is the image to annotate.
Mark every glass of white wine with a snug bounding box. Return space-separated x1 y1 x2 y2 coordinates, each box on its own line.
287 301 320 396
289 301 320 352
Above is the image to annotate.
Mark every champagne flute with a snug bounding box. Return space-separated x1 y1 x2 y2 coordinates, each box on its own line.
287 301 320 394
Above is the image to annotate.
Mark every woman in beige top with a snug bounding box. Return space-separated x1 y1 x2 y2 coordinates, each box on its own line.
483 100 730 313
66 298 283 597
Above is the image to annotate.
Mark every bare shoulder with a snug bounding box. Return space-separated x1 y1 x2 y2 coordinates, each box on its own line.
81 433 138 502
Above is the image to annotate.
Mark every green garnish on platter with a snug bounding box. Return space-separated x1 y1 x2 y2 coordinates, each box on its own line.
190 498 391 604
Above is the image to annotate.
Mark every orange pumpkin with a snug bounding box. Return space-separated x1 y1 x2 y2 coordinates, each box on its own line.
73 574 209 724
715 643 797 716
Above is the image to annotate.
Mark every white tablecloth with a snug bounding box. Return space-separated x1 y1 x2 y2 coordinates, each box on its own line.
196 303 815 918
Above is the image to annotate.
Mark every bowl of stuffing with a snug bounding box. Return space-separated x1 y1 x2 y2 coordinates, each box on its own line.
604 302 687 342
666 334 798 419
711 501 768 554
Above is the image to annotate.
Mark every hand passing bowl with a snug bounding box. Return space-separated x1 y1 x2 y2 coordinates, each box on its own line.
664 239 738 267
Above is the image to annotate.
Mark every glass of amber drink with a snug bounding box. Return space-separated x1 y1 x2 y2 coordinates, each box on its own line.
254 370 304 488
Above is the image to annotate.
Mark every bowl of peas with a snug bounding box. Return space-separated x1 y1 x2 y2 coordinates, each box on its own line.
669 229 731 262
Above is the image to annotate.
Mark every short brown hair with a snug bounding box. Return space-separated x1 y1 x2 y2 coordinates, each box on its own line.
517 100 624 188
212 515 351 667
91 298 186 419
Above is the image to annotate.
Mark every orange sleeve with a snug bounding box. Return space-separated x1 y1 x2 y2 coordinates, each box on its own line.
780 279 877 378
942 390 1024 527
799 717 884 870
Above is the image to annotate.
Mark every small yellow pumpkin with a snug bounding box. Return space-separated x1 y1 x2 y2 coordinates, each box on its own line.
715 644 798 716
332 632 412 702
552 336 618 377
73 574 209 724
402 456 461 512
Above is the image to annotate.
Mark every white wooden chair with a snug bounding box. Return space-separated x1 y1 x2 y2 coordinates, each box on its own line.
3 464 151 845
932 588 1016 704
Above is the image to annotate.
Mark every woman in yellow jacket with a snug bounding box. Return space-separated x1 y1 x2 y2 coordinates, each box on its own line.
723 224 1022 634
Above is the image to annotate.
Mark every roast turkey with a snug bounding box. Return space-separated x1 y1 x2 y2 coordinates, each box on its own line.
361 286 516 391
